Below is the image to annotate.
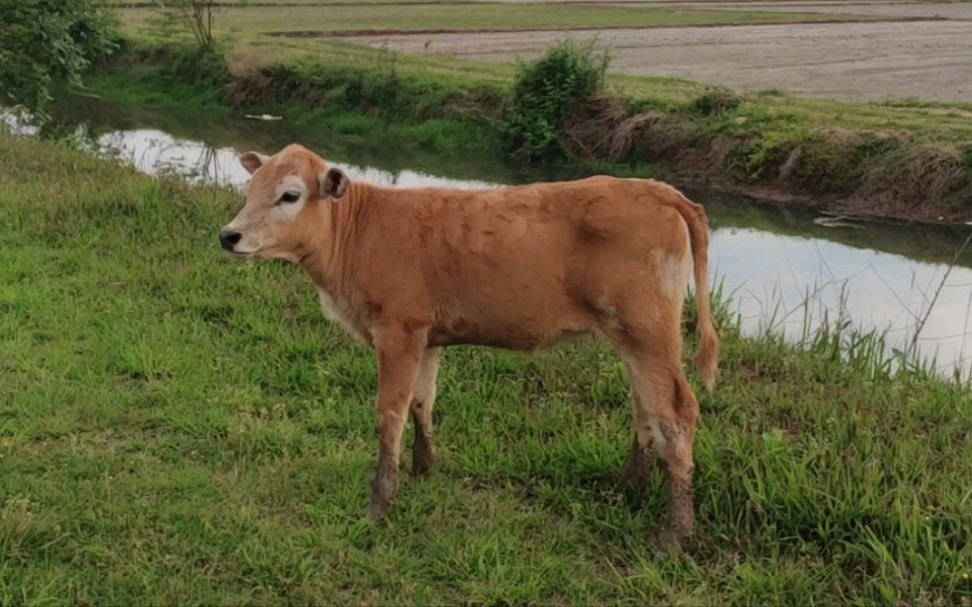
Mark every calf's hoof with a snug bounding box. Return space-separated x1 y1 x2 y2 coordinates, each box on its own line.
653 526 685 558
367 455 399 521
411 448 436 477
614 468 647 495
365 497 391 521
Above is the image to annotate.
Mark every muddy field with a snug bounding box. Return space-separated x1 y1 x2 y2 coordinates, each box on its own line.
341 1 972 102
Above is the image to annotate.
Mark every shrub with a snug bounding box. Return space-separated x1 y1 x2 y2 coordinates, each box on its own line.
691 89 742 116
0 0 119 112
503 39 611 163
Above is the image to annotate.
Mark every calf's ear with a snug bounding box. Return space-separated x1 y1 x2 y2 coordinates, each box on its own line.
240 151 270 175
319 167 350 200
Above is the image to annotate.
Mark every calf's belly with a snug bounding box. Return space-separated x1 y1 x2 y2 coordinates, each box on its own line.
427 298 596 352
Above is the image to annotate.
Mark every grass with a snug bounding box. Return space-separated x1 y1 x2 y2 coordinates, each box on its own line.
3 123 972 605
104 0 438 4
118 3 873 37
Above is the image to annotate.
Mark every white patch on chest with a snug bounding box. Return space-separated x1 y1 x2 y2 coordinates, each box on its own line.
315 286 370 345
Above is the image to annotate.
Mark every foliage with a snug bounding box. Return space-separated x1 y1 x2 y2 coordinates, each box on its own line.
691 88 742 116
503 39 611 163
0 0 118 111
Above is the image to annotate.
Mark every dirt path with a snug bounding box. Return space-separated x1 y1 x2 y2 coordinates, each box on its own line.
344 18 972 102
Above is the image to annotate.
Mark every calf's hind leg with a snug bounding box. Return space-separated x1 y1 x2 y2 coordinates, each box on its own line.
615 369 656 494
616 432 651 494
623 349 701 554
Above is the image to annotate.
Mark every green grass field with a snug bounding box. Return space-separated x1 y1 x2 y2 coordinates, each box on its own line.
119 2 871 37
2 129 971 605
105 0 434 4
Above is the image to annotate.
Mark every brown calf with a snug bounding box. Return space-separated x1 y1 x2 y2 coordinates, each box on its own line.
218 144 719 553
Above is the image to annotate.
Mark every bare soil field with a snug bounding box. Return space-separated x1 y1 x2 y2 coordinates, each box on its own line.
344 16 972 102
486 0 971 16
649 0 972 19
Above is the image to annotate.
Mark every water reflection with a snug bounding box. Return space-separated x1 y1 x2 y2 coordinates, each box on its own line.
94 127 501 191
4 106 971 377
713 227 972 375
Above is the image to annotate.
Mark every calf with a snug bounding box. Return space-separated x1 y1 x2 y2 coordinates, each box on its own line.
218 144 719 553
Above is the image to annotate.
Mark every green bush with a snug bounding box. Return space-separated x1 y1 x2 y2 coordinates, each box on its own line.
0 0 119 112
503 39 610 163
691 89 742 116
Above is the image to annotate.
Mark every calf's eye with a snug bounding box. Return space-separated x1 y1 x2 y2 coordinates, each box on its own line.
279 191 300 204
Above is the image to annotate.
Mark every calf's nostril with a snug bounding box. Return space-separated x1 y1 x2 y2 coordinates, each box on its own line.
219 229 242 251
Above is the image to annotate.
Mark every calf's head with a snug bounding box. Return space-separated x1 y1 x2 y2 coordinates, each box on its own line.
219 144 350 263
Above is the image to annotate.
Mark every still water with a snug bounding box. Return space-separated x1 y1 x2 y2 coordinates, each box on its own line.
5 99 972 377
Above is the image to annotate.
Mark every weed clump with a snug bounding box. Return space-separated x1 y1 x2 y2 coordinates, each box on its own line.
691 89 742 116
860 143 972 213
503 39 611 163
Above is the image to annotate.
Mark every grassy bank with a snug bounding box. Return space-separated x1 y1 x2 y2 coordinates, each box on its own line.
3 117 972 604
84 26 972 225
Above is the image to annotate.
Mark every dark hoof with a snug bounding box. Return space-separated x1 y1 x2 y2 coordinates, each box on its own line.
364 498 391 521
614 471 647 495
411 451 436 477
653 527 684 558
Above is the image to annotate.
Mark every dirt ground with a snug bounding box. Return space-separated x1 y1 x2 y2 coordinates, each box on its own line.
341 1 972 102
646 1 972 20
483 0 972 18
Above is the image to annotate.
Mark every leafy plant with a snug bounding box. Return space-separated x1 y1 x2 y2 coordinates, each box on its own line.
0 0 119 112
691 88 742 116
503 38 611 163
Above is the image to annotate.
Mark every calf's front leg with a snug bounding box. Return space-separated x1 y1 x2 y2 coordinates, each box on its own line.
368 326 426 520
